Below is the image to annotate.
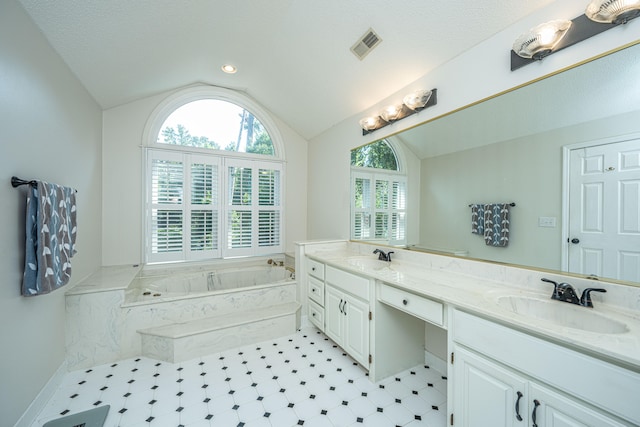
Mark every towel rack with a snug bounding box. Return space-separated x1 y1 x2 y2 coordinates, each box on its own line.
11 176 77 193
11 176 37 188
468 202 516 207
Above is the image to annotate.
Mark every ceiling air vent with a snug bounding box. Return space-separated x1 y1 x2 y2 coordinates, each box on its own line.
351 28 382 60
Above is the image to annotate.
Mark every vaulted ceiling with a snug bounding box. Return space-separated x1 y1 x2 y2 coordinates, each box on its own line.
18 0 556 140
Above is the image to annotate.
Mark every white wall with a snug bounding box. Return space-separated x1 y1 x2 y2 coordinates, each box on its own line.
0 1 103 425
102 88 308 266
307 0 640 241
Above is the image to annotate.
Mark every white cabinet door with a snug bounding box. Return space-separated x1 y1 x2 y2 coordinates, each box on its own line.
453 345 528 427
343 293 369 367
530 383 628 427
325 284 370 368
325 285 344 345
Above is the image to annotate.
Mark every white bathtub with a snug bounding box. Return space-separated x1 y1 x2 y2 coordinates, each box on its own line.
126 265 295 303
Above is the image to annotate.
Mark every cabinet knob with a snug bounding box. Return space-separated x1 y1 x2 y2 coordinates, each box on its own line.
312 313 316 317
312 267 316 271
312 289 316 292
402 299 408 306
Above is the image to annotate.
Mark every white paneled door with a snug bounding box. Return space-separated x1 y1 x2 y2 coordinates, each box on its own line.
568 138 640 282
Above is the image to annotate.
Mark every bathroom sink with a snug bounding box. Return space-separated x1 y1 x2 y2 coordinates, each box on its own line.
345 257 391 271
494 295 629 334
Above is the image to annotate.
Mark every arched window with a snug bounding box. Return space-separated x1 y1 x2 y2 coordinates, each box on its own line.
350 139 406 245
350 138 398 170
145 87 284 263
158 99 275 155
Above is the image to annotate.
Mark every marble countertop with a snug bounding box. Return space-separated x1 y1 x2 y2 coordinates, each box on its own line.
306 249 640 371
66 264 142 295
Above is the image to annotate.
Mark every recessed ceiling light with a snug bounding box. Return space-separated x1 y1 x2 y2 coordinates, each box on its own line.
221 64 237 74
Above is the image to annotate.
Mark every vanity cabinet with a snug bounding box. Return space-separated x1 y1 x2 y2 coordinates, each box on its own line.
325 266 371 368
307 258 325 331
451 310 637 426
452 346 629 426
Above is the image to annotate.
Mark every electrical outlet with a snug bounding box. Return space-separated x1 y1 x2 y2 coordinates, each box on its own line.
538 216 556 227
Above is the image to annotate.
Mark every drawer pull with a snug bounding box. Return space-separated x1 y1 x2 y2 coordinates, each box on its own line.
515 391 523 421
402 299 408 306
532 399 540 427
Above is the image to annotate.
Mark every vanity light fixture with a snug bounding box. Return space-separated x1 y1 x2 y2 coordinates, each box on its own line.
586 0 640 24
380 104 406 122
221 64 237 74
360 89 437 135
512 20 572 60
511 1 640 71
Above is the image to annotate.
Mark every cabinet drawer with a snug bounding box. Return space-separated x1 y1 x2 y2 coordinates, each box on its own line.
307 258 325 280
308 276 324 306
308 299 324 330
326 266 370 301
379 283 444 327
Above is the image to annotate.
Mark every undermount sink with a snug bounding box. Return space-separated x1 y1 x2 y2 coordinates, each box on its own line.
345 257 391 271
494 295 629 334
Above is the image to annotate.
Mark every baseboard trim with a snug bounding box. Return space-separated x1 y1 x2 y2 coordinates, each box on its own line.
14 360 67 427
424 350 447 376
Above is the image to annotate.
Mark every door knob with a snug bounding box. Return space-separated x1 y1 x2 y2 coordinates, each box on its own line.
570 238 580 244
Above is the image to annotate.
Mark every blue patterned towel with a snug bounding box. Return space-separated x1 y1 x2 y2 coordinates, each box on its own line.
22 181 77 296
483 203 510 247
470 204 485 235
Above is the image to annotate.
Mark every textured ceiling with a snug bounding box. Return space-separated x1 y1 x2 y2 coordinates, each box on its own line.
18 0 555 139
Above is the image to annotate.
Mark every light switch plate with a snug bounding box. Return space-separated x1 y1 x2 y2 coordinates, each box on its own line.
538 216 556 227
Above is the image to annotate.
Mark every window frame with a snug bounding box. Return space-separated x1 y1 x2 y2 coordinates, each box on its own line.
350 138 407 246
143 86 286 263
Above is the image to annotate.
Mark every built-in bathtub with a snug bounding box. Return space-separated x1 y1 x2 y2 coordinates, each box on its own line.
126 264 295 303
65 258 300 368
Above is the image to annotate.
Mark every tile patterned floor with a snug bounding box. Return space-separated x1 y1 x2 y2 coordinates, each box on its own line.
34 327 447 427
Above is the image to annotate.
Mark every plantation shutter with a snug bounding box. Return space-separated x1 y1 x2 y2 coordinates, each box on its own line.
148 151 185 262
227 165 253 253
258 168 281 248
351 173 372 239
147 150 282 262
189 155 221 259
350 171 406 245
389 179 407 245
225 160 283 257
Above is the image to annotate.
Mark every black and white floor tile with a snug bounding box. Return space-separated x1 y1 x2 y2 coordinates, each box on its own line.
35 327 447 427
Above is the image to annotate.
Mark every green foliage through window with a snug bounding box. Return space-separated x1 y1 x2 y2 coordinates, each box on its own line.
158 99 275 155
350 139 398 170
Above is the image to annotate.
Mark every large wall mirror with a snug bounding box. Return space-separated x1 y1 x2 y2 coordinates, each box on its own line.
351 42 640 287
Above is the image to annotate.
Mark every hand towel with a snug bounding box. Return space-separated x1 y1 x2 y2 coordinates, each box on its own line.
22 181 77 296
483 203 510 247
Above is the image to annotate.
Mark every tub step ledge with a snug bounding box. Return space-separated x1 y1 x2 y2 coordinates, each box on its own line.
137 302 301 363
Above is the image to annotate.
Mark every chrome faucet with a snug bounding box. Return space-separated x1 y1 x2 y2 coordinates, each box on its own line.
541 278 606 308
373 249 394 262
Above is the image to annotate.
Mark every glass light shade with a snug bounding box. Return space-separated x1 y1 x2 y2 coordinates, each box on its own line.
359 116 382 131
512 20 572 60
586 0 640 24
380 104 404 122
402 90 432 111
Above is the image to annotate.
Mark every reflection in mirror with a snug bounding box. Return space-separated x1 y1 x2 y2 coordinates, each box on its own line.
350 139 407 246
351 43 640 286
